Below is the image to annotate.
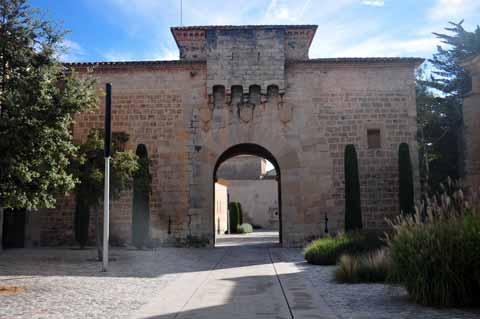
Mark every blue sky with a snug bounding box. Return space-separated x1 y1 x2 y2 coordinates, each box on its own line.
30 0 480 63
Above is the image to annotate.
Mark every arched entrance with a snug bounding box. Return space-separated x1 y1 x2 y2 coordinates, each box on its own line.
212 143 282 246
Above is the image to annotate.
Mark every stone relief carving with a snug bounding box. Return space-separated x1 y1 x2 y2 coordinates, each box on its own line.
203 84 291 127
238 102 255 123
278 99 292 124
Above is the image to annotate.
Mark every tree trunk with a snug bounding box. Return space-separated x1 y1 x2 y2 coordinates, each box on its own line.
95 206 102 261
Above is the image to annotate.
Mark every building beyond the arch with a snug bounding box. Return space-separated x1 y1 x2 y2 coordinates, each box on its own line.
20 25 422 248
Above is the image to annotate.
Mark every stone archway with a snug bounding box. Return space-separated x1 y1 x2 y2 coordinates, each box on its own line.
192 133 302 247
212 143 282 245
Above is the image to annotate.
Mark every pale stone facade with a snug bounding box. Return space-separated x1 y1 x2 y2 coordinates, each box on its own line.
214 181 228 235
227 179 279 230
462 55 480 190
216 155 279 230
20 25 422 248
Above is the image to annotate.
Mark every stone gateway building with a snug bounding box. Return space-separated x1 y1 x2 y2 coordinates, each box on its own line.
13 25 423 248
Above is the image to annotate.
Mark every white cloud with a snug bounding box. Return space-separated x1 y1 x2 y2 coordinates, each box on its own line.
339 36 440 57
428 0 480 21
153 47 179 61
102 50 135 61
88 0 455 62
362 0 384 7
58 39 86 62
103 46 179 61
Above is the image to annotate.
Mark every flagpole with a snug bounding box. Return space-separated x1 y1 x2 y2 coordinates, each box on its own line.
102 83 112 272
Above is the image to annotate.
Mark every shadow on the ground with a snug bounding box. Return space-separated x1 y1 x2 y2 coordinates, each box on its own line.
0 232 283 278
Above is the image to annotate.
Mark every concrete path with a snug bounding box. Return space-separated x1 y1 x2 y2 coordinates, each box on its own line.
215 230 280 247
134 232 336 319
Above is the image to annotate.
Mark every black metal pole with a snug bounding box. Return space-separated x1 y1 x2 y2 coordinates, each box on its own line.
102 83 112 271
105 83 112 158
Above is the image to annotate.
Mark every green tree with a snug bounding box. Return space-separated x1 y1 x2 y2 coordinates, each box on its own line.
228 202 240 233
132 144 151 248
398 143 414 215
237 202 243 225
0 0 96 209
71 129 138 255
344 144 362 231
417 21 480 189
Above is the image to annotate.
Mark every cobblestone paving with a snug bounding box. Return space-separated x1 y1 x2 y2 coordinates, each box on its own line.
1 245 480 319
0 248 224 319
278 249 480 319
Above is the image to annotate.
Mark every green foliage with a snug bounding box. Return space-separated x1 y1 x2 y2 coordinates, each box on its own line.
237 223 253 234
0 0 97 209
70 129 138 246
132 144 151 248
304 231 385 265
398 143 414 215
344 144 362 231
335 249 391 283
417 21 480 188
74 191 90 248
228 202 240 233
237 202 243 225
388 185 480 307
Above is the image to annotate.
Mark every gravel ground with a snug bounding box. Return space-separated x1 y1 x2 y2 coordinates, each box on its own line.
0 248 224 319
280 249 480 319
1 247 479 319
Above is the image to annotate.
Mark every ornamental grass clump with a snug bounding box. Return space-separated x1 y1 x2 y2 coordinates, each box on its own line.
387 179 480 307
304 231 385 265
335 249 391 283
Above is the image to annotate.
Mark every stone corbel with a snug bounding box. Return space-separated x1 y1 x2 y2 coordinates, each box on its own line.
278 95 292 124
225 93 232 106
260 94 268 105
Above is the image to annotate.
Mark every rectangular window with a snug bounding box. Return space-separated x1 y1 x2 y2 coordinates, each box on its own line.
367 129 381 149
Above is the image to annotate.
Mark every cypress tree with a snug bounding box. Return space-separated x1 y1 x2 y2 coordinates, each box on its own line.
229 202 240 233
344 144 363 231
398 143 415 215
132 144 151 248
237 202 243 225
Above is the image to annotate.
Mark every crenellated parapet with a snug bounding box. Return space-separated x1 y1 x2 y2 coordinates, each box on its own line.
171 25 317 95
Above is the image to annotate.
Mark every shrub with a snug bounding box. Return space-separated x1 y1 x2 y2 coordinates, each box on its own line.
387 184 480 307
132 144 151 248
304 231 385 265
237 223 253 234
344 144 362 231
335 249 391 283
398 143 414 215
228 202 240 233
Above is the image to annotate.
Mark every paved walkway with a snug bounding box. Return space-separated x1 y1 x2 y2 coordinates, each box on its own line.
134 238 336 318
2 232 479 319
215 230 280 247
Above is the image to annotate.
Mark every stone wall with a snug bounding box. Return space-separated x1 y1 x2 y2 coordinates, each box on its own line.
31 25 421 248
206 27 286 94
216 155 266 180
285 61 419 238
227 179 279 230
37 62 207 246
462 55 480 191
